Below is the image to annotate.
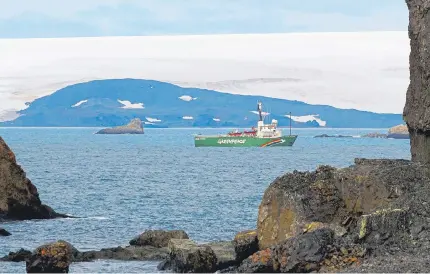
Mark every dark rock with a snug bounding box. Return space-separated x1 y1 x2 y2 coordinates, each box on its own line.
1 248 32 262
75 245 169 262
26 241 72 273
0 136 67 221
164 239 218 273
96 118 144 134
404 0 430 164
0 227 11 236
233 230 258 263
129 229 189 248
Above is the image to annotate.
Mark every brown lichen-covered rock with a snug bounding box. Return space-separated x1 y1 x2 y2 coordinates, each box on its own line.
0 136 66 221
233 230 259 262
129 229 189 248
163 239 217 273
257 158 430 250
404 0 430 164
26 241 72 273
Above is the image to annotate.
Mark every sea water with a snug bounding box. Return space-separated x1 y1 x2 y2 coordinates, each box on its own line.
0 128 410 273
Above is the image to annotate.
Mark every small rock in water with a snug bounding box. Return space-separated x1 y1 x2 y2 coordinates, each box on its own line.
96 118 144 134
0 228 11 236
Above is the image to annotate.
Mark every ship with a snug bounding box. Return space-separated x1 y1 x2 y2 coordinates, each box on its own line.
194 102 298 147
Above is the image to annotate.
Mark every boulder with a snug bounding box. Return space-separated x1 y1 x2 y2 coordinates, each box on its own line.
0 227 11 236
96 118 144 134
26 241 72 273
233 230 258 262
207 241 236 270
163 239 218 273
257 158 430 252
0 136 66 221
404 0 430 164
129 229 189 248
387 124 409 139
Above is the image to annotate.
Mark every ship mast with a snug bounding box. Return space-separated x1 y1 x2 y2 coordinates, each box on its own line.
257 101 263 122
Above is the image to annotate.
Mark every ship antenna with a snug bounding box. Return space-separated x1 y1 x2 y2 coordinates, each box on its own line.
257 101 263 122
289 111 292 136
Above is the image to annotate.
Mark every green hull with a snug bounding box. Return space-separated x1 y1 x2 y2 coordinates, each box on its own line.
194 135 298 147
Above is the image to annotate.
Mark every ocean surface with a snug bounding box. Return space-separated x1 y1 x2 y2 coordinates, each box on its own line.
0 128 410 273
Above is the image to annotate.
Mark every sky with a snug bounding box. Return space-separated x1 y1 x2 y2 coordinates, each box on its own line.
0 0 408 38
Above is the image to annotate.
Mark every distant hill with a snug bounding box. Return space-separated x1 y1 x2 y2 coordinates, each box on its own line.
0 79 403 128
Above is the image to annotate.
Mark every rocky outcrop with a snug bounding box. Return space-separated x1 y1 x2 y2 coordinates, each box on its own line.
26 241 72 273
0 136 66 221
96 118 144 134
0 227 11 236
387 124 409 139
404 0 430 164
129 229 189 247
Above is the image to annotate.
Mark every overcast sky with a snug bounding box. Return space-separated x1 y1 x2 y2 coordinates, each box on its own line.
0 0 408 38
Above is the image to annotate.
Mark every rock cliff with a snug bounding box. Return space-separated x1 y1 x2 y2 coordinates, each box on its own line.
96 118 144 134
0 136 65 221
404 0 430 164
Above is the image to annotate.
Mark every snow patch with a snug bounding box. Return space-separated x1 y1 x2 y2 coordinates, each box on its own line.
71 99 88 107
117 99 144 109
146 117 161 123
286 114 327 127
179 95 197 102
183 116 194 120
213 118 221 122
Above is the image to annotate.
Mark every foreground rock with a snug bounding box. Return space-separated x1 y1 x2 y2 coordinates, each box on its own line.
130 229 189 247
0 227 11 236
0 136 66 221
404 0 430 164
387 124 409 139
26 241 72 273
96 118 144 134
